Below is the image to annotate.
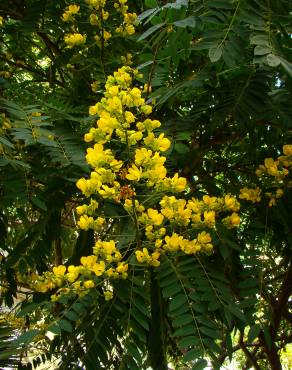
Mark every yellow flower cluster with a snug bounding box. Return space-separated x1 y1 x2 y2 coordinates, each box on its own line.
24 238 127 300
61 1 113 48
133 194 240 263
254 145 291 206
114 1 138 36
239 187 261 203
62 4 80 22
115 10 137 36
134 231 214 264
256 145 292 179
85 0 137 48
64 33 86 48
266 188 284 207
18 59 244 303
74 66 243 271
86 0 107 8
0 16 3 26
121 53 133 66
91 80 100 92
77 66 187 230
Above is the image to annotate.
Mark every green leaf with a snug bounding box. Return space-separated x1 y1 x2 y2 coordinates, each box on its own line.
138 23 165 41
178 336 200 348
254 45 271 56
0 136 14 148
183 349 203 362
209 47 223 63
137 60 154 70
227 305 245 322
279 57 292 77
203 338 221 353
199 326 220 339
208 301 221 311
58 319 73 333
127 342 142 364
173 16 197 28
162 283 182 298
138 8 160 23
250 34 269 46
31 196 47 211
72 302 86 315
47 323 61 335
173 314 193 327
163 0 188 9
169 294 187 312
173 324 196 337
14 329 40 345
17 302 41 316
248 324 261 343
267 54 281 67
64 311 79 321
145 0 158 8
174 142 189 153
192 359 208 370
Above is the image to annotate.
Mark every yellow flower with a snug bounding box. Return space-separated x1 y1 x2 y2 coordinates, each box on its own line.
126 164 143 181
135 248 160 266
150 251 160 267
66 266 80 283
144 132 171 152
264 158 279 176
81 255 97 269
283 145 292 156
64 33 86 48
171 173 187 192
135 248 150 263
116 262 128 274
125 24 135 35
121 53 133 66
76 205 87 215
202 195 218 210
147 208 164 226
77 215 94 230
239 187 261 203
76 178 89 193
197 231 212 244
203 211 215 228
92 261 106 276
53 265 66 277
104 290 114 301
141 105 153 115
84 280 95 289
222 213 240 228
90 13 99 25
164 233 184 252
68 4 80 14
180 239 201 254
89 104 99 115
224 194 240 211
230 212 240 227
125 111 135 123
134 148 153 166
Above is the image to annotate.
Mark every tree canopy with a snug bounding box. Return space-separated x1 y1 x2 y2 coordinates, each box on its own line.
0 1 292 369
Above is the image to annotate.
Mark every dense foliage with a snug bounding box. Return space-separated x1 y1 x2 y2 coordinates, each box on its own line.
0 1 291 369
